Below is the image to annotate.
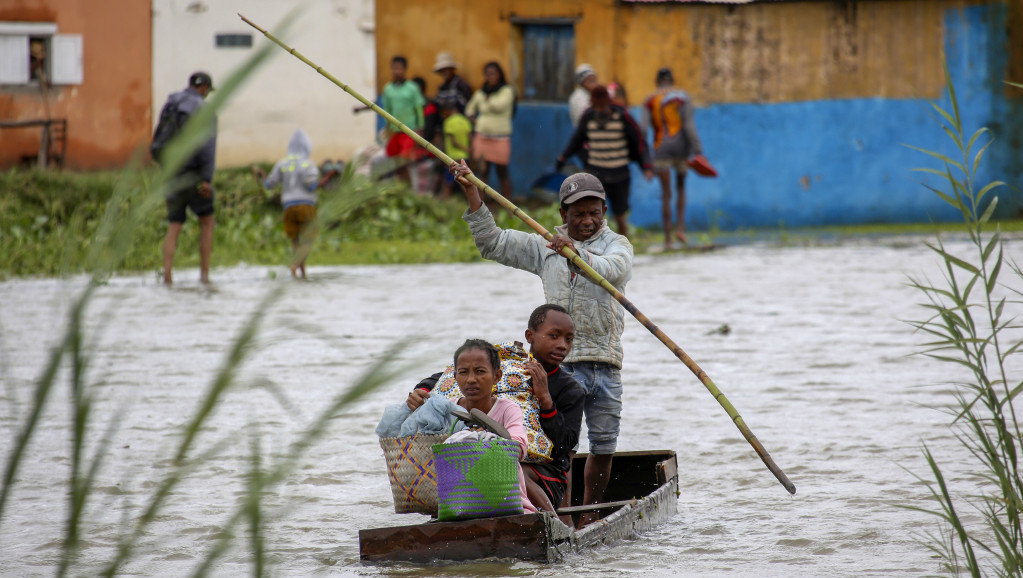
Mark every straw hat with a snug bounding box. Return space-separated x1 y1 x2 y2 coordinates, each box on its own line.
433 52 458 72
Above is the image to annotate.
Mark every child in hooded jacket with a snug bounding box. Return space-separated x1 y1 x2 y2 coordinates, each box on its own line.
254 129 337 278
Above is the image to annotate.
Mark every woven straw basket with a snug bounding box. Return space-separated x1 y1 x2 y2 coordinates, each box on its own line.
379 433 449 515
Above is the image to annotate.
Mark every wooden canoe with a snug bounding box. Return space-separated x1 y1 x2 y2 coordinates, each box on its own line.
359 449 678 563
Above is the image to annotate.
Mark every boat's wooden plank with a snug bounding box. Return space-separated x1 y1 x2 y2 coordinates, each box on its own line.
557 498 636 515
359 512 571 563
573 476 679 550
657 454 678 487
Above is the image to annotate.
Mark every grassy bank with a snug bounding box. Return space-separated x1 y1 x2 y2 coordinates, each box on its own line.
0 166 560 278
2 166 1021 279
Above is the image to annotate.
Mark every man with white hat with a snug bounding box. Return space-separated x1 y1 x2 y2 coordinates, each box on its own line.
433 51 473 113
568 63 598 128
450 160 633 528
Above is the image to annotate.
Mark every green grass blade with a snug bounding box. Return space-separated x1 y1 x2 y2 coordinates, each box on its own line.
986 248 1003 295
0 283 94 527
188 343 411 577
929 100 959 133
976 181 1006 206
982 232 1000 262
971 139 992 178
904 145 967 175
943 62 962 132
965 127 990 156
101 287 283 578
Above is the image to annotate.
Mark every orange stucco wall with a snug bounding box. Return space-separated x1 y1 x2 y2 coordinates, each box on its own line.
0 0 151 169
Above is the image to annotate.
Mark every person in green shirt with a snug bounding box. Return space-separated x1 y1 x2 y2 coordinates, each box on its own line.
381 55 426 183
438 95 473 198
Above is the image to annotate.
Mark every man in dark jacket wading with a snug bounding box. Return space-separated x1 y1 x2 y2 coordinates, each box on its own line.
153 71 217 285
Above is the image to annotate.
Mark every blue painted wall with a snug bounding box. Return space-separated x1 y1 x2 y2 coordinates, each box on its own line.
502 4 1021 231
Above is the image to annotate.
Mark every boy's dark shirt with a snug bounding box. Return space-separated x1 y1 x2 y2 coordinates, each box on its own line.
414 366 584 473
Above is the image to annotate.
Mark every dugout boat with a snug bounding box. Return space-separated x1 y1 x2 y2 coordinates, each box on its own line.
359 449 678 563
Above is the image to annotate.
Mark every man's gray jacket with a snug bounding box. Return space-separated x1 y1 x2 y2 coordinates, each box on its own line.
463 206 632 368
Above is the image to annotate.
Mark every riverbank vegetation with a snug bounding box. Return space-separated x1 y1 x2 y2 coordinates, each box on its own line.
0 165 556 278
4 165 1022 280
906 72 1022 576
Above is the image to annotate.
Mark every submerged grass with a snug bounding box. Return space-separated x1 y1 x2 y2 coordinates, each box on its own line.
0 10 403 576
904 71 1023 576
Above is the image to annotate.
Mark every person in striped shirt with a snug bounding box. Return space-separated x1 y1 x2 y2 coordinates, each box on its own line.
556 85 653 237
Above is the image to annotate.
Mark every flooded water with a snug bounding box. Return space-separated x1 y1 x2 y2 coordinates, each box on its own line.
1 233 1018 577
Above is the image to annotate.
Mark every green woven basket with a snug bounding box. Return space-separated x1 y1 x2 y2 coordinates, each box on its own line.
432 438 523 521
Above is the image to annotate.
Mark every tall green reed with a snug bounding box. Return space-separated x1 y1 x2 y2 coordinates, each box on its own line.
906 69 1023 577
0 9 396 576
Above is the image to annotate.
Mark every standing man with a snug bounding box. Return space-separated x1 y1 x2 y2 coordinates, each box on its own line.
381 55 425 182
433 51 473 113
643 67 704 248
153 71 217 285
450 162 632 527
557 84 654 237
568 64 598 128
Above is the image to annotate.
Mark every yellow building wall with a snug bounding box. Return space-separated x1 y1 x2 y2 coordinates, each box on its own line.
376 0 1018 105
618 0 998 106
375 0 618 98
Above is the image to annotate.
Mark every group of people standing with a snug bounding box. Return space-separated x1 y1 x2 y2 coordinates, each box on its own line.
561 64 706 248
152 57 708 288
380 53 517 199
381 55 707 249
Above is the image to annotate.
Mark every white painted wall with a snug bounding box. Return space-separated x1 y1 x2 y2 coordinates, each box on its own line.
152 0 376 167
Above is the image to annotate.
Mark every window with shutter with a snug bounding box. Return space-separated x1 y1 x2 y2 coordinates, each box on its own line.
50 34 83 85
0 35 29 84
0 22 81 87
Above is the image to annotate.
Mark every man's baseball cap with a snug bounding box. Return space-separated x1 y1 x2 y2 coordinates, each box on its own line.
189 71 214 89
559 173 606 205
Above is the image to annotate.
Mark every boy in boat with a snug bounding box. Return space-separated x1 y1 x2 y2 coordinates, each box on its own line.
450 162 632 527
409 305 586 514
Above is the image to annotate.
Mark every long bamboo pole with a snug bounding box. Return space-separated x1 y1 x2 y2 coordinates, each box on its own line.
240 14 795 495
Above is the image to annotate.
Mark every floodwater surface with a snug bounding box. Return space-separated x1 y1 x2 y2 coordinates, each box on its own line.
1 234 1017 577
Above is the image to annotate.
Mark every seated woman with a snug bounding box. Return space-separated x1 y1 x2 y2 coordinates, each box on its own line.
376 339 538 514
448 338 537 514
